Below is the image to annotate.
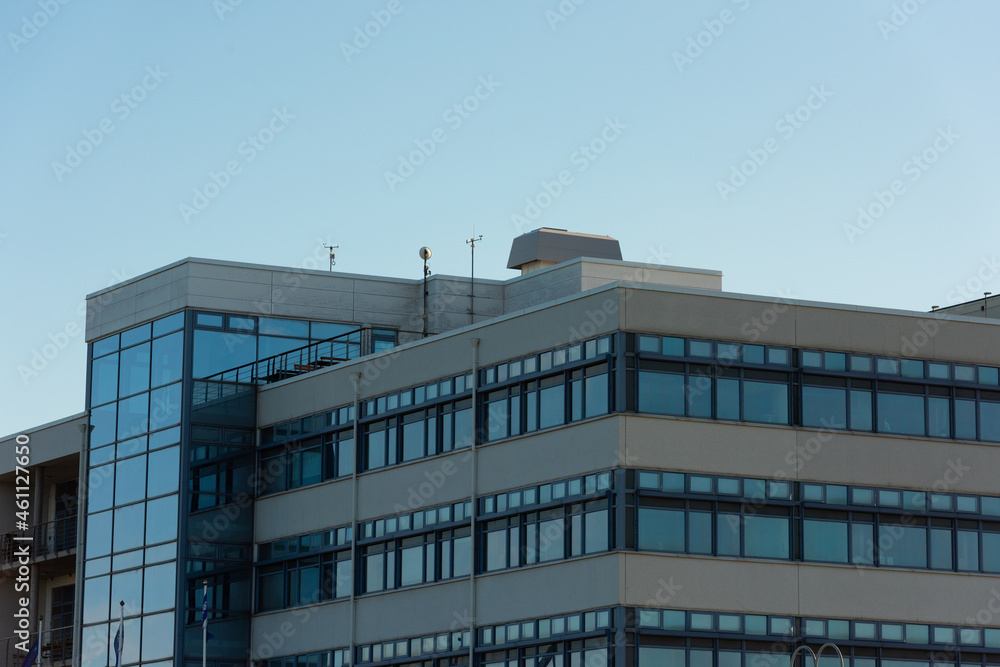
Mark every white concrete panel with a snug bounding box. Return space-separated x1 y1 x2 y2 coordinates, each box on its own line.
251 602 351 658
254 479 354 543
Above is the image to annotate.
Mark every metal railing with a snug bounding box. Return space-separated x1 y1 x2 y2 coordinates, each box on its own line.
0 516 77 568
204 328 364 385
0 625 73 667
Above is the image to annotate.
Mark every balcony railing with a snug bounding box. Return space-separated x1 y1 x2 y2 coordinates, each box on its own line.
0 625 73 667
0 515 77 568
203 327 364 385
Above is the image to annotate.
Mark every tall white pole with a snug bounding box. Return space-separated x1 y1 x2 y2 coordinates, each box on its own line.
37 617 42 667
202 581 208 667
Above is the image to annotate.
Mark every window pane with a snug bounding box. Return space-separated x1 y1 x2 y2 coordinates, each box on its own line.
638 372 683 415
192 330 256 378
91 402 117 447
147 446 180 496
400 545 424 586
717 379 740 420
717 514 740 555
585 373 609 418
115 455 146 505
119 342 151 396
980 401 1000 442
91 353 119 406
364 552 384 592
539 518 565 562
639 648 685 667
802 386 847 429
958 530 979 571
485 401 508 442
150 331 183 388
877 393 925 436
637 507 684 552
955 399 977 440
585 509 609 553
687 374 712 417
259 317 309 337
803 519 847 562
145 495 178 544
486 530 507 571
453 536 471 576
851 523 874 564
928 397 950 438
539 385 565 429
118 393 150 439
258 572 284 611
113 503 145 552
689 511 712 553
983 532 1000 573
878 524 927 568
930 528 952 570
258 335 307 359
86 511 113 558
140 612 175 661
745 515 789 559
88 464 114 513
143 562 176 612
850 390 873 431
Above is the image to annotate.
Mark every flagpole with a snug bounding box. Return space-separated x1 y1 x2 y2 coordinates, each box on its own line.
118 601 124 667
37 618 42 667
202 581 208 667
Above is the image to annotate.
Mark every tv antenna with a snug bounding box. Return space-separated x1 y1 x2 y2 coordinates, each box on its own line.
323 243 339 271
419 247 432 336
466 232 483 325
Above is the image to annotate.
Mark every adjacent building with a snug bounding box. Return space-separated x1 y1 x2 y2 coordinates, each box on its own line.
3 229 1000 667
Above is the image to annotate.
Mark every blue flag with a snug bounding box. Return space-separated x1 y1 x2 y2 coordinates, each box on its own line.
201 589 214 641
19 636 39 667
113 621 123 667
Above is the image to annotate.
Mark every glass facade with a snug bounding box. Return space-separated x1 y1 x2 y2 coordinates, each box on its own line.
84 310 379 667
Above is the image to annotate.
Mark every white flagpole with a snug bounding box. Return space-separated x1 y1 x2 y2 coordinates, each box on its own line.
116 601 124 667
37 618 42 667
202 581 208 667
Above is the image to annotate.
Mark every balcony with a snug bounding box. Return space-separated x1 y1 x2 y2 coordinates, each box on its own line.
0 516 77 570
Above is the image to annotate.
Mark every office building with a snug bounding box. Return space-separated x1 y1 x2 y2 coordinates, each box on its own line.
3 228 1000 667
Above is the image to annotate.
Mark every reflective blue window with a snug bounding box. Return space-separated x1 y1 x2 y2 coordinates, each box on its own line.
802 386 847 429
150 331 183 387
82 574 110 624
259 317 309 337
980 401 1000 442
115 455 146 506
120 323 151 348
149 382 182 431
91 403 117 447
878 524 927 568
744 515 789 559
850 390 873 431
140 612 175 661
142 562 176 613
91 353 119 406
86 510 113 559
113 503 145 552
93 335 119 358
877 392 924 435
192 330 256 378
716 379 740 420
637 507 684 552
152 311 184 336
117 394 149 439
803 519 848 562
638 372 683 415
145 495 179 544
118 342 151 397
147 446 180 496
743 381 788 424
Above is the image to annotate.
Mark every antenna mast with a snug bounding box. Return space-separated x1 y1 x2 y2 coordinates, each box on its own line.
323 243 340 271
466 232 483 325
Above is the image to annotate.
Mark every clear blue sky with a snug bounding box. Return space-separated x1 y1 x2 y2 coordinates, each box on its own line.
2 1 998 436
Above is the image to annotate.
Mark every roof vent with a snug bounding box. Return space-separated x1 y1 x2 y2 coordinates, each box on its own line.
507 228 622 274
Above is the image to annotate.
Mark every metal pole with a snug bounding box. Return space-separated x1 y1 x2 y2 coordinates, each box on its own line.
202 581 208 667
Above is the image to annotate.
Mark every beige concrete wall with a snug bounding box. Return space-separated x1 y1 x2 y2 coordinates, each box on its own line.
623 287 1000 365
475 554 619 626
254 478 353 543
358 451 471 522
251 601 351 658
623 552 1000 626
355 579 469 644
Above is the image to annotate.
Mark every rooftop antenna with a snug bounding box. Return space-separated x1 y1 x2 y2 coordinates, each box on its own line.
985 292 992 317
419 247 432 336
323 243 339 271
466 231 483 325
